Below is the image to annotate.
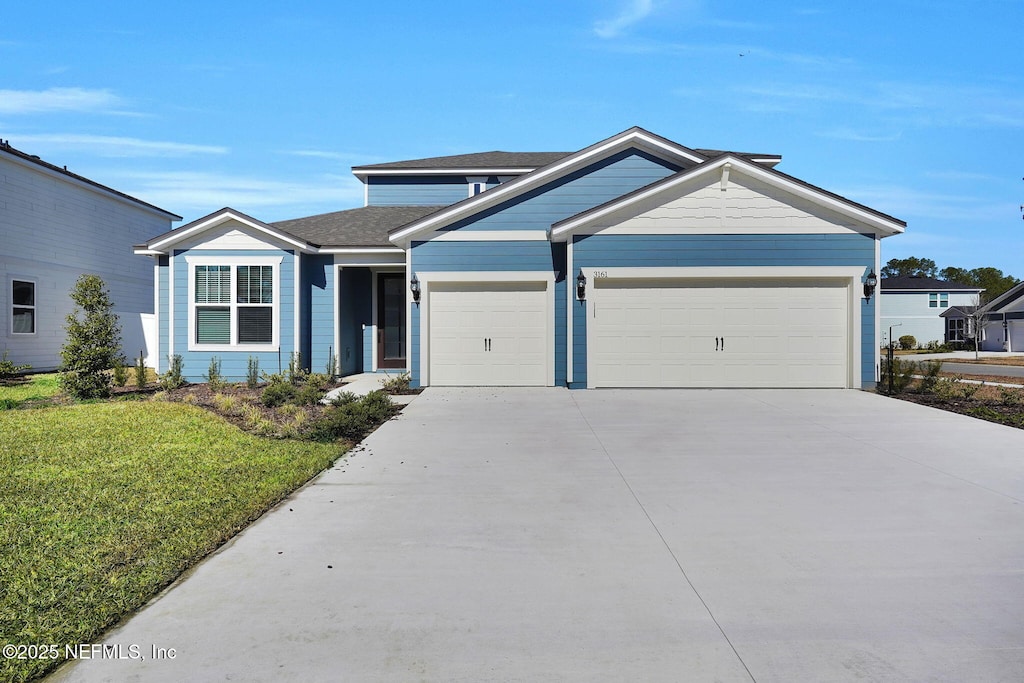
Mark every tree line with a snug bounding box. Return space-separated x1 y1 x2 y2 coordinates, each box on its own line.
881 256 1020 302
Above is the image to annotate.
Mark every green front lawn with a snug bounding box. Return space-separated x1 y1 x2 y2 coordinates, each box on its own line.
0 401 344 683
0 374 61 409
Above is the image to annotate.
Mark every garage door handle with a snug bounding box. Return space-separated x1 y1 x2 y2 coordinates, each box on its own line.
716 336 720 351
721 337 725 351
484 338 491 352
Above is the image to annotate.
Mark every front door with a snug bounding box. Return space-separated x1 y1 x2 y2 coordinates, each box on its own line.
377 273 406 369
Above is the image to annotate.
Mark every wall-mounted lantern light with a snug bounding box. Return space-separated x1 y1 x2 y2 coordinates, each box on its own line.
863 270 877 300
410 273 421 303
576 269 587 300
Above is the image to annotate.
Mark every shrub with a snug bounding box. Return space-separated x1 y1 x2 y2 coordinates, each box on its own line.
325 351 338 378
59 275 122 399
879 357 916 394
305 373 332 392
306 390 397 442
134 352 148 389
294 383 325 406
261 381 297 407
380 372 411 394
916 360 942 394
247 356 260 389
204 356 227 391
286 351 307 385
112 358 129 387
159 354 186 390
212 393 240 415
0 349 31 379
898 335 917 351
999 386 1024 407
328 391 358 407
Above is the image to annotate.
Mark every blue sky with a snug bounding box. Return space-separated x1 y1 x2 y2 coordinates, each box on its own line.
2 0 1022 276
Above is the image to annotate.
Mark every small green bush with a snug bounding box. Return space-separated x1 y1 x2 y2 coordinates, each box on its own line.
134 353 148 389
294 383 325 406
0 349 31 379
112 358 129 387
380 372 411 394
325 351 338 378
159 354 186 390
305 373 332 392
916 360 942 393
261 382 297 407
879 357 916 394
286 351 307 385
999 386 1024 406
247 356 260 389
898 335 917 351
59 275 122 399
306 390 397 442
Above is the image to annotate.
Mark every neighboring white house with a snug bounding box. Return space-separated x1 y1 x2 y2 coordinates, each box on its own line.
977 281 1024 352
880 275 983 347
1 141 180 371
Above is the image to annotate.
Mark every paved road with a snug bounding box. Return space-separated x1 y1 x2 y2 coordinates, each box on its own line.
940 361 1024 378
51 388 1024 682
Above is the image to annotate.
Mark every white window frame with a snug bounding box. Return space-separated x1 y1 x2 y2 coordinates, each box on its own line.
929 292 949 308
185 256 282 352
10 278 37 336
467 176 488 197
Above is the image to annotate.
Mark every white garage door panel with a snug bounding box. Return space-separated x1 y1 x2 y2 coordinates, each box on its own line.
429 284 547 386
592 279 849 388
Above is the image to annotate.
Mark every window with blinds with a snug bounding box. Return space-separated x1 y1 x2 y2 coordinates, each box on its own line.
194 264 275 346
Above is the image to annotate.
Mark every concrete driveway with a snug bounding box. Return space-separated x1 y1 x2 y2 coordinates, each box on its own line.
52 389 1024 682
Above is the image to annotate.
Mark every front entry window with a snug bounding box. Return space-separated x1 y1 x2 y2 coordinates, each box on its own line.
188 258 280 350
378 273 406 368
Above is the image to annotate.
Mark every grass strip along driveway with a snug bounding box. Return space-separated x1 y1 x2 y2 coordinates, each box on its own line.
0 400 343 683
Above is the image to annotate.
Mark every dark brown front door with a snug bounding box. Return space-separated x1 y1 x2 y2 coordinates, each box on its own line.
377 273 406 369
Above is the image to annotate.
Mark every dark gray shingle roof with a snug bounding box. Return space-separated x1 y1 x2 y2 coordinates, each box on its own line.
353 151 572 172
272 205 444 248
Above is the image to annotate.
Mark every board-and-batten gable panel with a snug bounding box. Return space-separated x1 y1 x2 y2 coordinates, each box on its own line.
171 220 299 252
585 171 880 236
432 149 680 234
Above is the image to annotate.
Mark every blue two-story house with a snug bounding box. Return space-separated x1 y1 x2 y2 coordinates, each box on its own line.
134 127 905 389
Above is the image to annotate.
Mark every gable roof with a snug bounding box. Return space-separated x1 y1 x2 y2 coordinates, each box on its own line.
387 126 708 246
549 153 905 240
940 305 979 318
980 280 1024 313
272 206 442 249
881 276 983 291
136 208 313 255
353 151 571 174
0 140 181 221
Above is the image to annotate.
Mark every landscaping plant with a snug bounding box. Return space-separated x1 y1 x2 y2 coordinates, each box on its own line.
59 275 122 399
247 356 260 389
134 352 148 389
159 354 186 390
0 349 31 379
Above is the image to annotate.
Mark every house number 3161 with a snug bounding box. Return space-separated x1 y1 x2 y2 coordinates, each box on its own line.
593 270 608 278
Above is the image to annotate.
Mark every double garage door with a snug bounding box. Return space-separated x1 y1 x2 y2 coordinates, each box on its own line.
424 278 852 388
589 278 851 388
429 283 549 386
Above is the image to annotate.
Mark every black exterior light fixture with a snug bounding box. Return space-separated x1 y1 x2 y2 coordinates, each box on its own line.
410 273 421 303
576 269 587 300
863 270 877 300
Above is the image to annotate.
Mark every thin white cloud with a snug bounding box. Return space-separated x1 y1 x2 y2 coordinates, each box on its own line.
817 127 903 142
0 87 128 115
122 171 364 220
594 0 656 38
9 134 226 158
283 149 351 161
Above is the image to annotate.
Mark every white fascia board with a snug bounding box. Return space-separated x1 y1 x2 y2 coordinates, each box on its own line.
355 167 537 178
318 247 405 254
134 248 164 256
387 129 706 247
551 155 906 241
423 230 549 242
148 210 313 253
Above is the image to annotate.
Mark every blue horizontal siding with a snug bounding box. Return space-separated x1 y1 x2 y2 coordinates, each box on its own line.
368 176 481 206
441 150 678 232
303 254 335 375
411 240 555 272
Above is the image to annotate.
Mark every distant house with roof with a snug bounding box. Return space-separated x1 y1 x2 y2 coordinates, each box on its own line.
976 281 1024 352
880 275 983 347
1 141 180 371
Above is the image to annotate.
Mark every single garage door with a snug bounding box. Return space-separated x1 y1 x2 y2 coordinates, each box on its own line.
590 278 849 388
429 282 548 386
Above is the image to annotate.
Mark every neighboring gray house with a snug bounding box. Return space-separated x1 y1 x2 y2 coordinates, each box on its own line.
880 275 983 347
134 126 905 389
1 141 180 371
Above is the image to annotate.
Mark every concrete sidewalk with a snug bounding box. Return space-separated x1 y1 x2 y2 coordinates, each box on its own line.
50 388 1024 682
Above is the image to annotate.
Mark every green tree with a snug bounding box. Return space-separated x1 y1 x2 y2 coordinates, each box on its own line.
882 257 937 278
939 265 1019 302
60 274 122 398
